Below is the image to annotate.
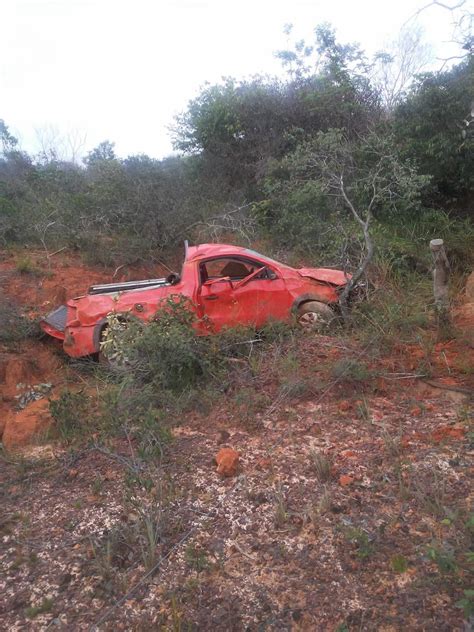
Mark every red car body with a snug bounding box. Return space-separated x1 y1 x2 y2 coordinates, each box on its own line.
41 243 349 358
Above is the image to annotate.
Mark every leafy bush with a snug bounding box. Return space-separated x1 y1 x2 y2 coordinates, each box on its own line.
343 526 374 559
351 272 433 350
49 390 91 444
391 554 408 573
427 544 458 573
15 256 41 275
0 295 40 343
456 589 474 619
101 296 259 394
330 359 372 383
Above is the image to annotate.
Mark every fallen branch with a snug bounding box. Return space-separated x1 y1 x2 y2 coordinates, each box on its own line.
231 540 256 560
112 263 127 279
421 379 473 396
383 373 428 380
47 246 67 258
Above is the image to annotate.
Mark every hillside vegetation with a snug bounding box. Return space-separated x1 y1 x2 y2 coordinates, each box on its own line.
1 25 473 271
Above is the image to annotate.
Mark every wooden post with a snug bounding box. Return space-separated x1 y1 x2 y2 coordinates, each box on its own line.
430 238 450 332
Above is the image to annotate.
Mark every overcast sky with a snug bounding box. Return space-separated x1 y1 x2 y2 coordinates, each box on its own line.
1 0 470 159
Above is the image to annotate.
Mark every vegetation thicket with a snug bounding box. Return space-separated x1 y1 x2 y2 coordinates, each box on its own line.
1 24 472 274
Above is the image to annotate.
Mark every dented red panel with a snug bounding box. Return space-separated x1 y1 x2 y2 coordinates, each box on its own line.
41 243 350 358
298 267 350 286
40 321 65 341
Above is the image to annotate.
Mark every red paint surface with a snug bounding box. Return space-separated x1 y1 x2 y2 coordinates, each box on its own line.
41 243 350 358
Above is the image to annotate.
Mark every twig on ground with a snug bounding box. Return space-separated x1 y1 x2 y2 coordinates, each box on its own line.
48 246 67 258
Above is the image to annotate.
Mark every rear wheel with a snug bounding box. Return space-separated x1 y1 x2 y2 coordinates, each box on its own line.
296 301 335 331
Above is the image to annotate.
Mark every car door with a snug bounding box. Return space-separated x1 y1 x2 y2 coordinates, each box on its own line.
197 256 293 330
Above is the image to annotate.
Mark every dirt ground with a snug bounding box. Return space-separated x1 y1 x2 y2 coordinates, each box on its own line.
0 249 473 631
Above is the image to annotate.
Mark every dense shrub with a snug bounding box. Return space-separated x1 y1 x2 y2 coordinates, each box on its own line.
100 296 258 394
1 29 472 271
0 294 40 343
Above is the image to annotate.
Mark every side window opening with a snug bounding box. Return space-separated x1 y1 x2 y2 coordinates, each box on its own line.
201 258 253 282
200 258 278 284
220 260 253 279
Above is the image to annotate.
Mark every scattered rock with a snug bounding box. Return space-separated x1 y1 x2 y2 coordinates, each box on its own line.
15 383 52 410
256 456 272 470
215 447 240 477
340 450 357 459
431 425 466 443
338 400 352 412
339 474 354 486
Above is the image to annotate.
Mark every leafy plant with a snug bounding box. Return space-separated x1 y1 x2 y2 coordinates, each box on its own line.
456 589 474 619
427 544 458 574
49 390 91 444
184 544 209 573
344 526 374 559
101 296 225 392
25 598 54 619
391 553 408 573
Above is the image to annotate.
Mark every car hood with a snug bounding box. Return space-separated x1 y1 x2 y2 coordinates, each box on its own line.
297 267 350 286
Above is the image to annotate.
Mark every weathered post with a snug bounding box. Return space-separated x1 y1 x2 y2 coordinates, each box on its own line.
429 238 451 335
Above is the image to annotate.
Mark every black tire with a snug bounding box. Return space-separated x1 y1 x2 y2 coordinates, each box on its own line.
296 301 335 330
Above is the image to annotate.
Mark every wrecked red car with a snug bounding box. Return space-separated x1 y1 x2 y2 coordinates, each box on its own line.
41 243 349 358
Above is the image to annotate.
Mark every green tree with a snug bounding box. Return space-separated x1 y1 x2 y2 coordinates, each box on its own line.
394 57 474 208
172 25 380 195
0 119 18 153
259 128 430 317
84 140 117 165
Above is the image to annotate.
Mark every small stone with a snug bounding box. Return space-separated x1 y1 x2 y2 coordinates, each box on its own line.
432 425 466 443
339 474 354 486
256 457 271 470
340 450 357 459
338 400 352 412
215 447 240 477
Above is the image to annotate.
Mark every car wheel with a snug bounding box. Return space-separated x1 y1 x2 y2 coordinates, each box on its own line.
296 301 335 330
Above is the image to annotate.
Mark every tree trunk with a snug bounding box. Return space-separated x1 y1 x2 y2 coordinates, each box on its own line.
339 217 374 323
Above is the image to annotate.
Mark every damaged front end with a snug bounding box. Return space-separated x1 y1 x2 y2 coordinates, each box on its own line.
297 267 350 287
